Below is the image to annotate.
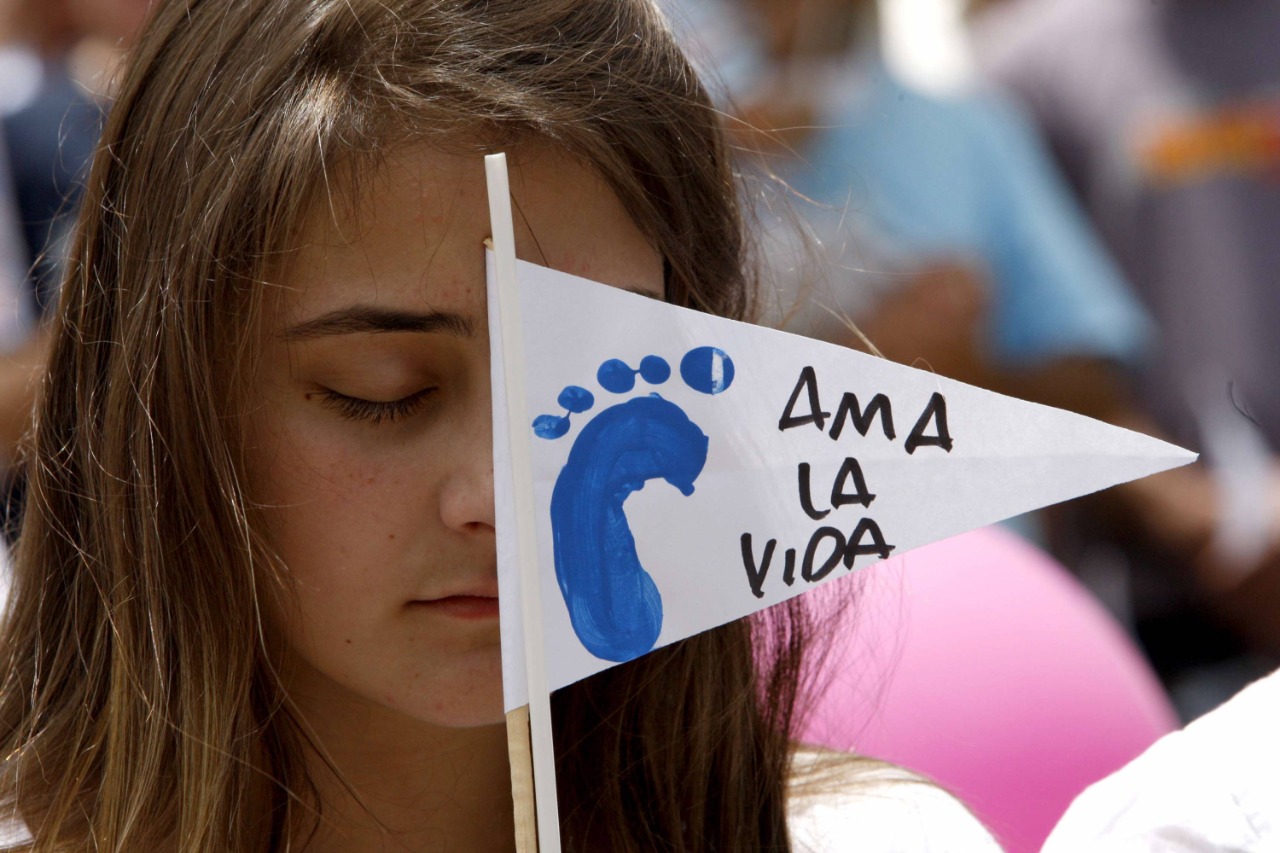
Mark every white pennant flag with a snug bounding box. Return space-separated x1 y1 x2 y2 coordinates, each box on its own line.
488 252 1195 711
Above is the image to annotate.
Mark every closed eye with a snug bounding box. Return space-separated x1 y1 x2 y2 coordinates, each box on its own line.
316 388 436 425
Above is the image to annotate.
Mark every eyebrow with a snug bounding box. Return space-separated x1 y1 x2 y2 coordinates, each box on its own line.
283 306 476 341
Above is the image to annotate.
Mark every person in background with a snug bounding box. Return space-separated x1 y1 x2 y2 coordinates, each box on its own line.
976 0 1280 717
743 0 1149 404
668 0 1168 433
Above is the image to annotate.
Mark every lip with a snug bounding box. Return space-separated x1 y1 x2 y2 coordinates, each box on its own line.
409 595 500 620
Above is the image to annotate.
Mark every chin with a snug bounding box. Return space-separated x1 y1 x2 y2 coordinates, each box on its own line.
404 690 508 729
395 659 509 729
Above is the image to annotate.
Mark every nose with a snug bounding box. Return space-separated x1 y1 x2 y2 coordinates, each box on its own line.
438 385 497 535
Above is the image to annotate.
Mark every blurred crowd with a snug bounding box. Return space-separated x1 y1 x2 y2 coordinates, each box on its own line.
973 0 1280 720
663 0 1280 722
0 0 1278 727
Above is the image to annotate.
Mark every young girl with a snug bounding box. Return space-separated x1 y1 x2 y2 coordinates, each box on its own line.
0 0 1001 850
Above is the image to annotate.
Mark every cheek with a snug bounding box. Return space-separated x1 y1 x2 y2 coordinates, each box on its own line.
243 398 504 726
247 414 429 612
253 425 422 682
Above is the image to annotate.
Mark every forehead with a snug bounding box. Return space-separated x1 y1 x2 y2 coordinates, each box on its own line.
277 143 663 323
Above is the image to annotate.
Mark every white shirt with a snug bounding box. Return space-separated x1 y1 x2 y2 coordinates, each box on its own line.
788 750 1005 853
1043 669 1280 853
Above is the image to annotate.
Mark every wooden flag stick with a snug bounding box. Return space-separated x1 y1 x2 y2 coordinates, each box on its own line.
489 235 540 853
486 152 562 853
506 706 538 852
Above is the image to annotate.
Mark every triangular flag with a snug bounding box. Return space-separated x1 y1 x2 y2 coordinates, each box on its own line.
488 252 1195 711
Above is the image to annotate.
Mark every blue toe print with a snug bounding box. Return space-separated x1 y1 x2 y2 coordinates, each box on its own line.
598 355 672 394
680 346 734 395
532 385 595 438
534 349 735 662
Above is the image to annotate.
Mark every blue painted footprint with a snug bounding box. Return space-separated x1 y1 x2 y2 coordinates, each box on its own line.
533 346 736 662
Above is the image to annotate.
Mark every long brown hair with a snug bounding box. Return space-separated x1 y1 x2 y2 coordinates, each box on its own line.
0 1 821 849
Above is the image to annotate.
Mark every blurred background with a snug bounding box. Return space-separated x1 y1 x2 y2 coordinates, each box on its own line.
0 0 149 572
1 0 1278 850
659 0 1280 848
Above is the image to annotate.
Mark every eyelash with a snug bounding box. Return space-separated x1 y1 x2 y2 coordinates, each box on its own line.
316 388 435 424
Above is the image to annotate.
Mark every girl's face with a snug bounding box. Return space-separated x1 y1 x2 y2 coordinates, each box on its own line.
247 144 663 729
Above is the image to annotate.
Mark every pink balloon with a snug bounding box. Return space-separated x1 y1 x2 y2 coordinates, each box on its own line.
799 527 1177 853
